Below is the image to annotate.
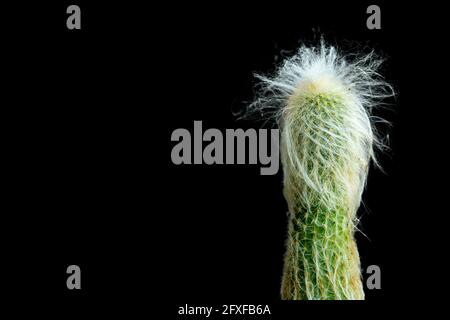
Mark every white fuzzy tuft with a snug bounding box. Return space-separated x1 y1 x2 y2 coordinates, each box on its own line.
248 41 394 165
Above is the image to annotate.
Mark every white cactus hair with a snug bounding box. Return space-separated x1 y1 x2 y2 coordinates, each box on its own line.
251 40 393 132
249 39 394 178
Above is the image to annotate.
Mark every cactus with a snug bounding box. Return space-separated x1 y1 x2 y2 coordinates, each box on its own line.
249 42 393 300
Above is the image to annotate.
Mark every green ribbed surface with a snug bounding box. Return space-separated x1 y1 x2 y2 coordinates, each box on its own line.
280 92 365 300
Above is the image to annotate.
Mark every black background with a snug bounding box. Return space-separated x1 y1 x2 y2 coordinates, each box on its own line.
3 0 440 317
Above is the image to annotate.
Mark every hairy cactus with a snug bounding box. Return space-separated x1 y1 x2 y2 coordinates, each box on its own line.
249 42 393 300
